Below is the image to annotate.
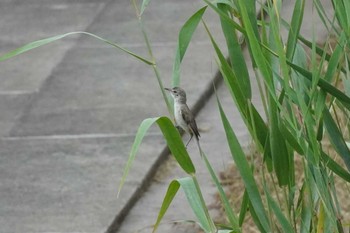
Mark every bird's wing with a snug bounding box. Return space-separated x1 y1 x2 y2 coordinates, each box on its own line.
181 106 200 139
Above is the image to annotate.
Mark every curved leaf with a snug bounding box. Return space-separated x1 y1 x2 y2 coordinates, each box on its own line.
153 177 214 233
288 61 350 107
217 97 271 232
218 3 251 99
0 31 154 65
152 180 180 233
118 116 195 196
321 151 350 182
323 109 350 171
202 152 240 231
172 6 207 87
286 0 305 60
263 184 294 232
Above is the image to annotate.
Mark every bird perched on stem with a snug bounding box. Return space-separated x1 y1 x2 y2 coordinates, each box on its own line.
165 87 200 147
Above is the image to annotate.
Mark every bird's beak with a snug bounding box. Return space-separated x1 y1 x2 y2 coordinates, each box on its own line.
164 87 171 92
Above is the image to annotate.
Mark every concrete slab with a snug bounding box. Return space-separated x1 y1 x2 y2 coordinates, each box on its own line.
84 0 224 46
0 44 74 93
0 93 33 136
0 1 226 233
0 135 164 233
0 1 107 44
0 0 109 141
0 1 108 93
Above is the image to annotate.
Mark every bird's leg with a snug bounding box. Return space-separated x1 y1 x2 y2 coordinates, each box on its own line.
186 134 193 148
175 125 184 134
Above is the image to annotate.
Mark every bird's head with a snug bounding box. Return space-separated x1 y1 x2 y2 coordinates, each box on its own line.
164 87 187 103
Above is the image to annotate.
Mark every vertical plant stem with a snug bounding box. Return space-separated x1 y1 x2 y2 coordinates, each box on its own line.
282 186 294 230
200 146 240 231
261 163 275 232
131 0 173 117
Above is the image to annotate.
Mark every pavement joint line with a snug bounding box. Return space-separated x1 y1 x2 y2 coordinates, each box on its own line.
2 132 163 141
0 90 37 95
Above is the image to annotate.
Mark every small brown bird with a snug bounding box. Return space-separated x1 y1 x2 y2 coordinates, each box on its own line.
165 87 200 147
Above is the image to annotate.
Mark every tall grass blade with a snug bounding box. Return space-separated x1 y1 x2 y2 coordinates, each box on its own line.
237 0 270 80
263 184 294 232
0 31 154 65
269 104 291 186
323 108 350 171
118 117 195 197
238 190 249 226
217 97 271 232
152 180 180 233
153 177 213 232
172 6 207 87
279 123 304 155
236 0 259 41
323 32 346 82
331 0 348 36
203 22 268 152
288 61 350 108
321 151 350 182
285 0 305 60
153 177 214 233
202 152 240 231
203 0 245 34
218 3 251 99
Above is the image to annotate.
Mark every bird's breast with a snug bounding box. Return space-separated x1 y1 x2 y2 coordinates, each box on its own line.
174 103 188 131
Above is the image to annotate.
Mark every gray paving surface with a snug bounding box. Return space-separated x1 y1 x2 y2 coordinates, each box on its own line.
0 0 225 232
0 0 332 233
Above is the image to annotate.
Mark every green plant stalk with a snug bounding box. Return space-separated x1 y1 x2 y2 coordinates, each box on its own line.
261 161 275 232
247 101 263 153
200 147 240 231
131 0 173 117
253 68 269 121
282 185 294 230
191 174 217 233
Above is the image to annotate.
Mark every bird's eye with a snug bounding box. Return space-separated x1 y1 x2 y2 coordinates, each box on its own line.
173 91 177 94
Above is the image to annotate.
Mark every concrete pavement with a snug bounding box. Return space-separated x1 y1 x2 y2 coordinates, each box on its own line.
0 0 226 232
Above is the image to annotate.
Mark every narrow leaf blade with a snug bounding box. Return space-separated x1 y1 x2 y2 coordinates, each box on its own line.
217 97 271 232
118 116 195 196
0 31 154 65
323 109 350 171
172 6 207 86
153 180 180 233
118 117 159 196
